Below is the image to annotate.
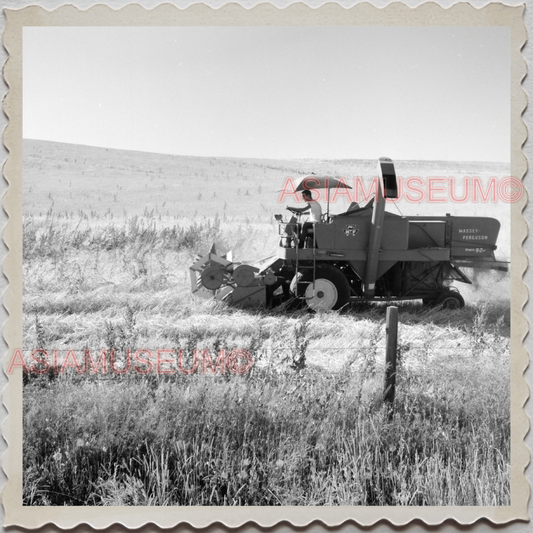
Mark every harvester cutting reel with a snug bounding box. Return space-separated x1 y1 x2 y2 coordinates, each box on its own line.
190 244 279 307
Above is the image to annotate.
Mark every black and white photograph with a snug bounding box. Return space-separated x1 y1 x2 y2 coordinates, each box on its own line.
1 1 529 528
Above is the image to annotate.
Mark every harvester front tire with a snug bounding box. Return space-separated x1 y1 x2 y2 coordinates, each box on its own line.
436 290 465 310
294 265 350 311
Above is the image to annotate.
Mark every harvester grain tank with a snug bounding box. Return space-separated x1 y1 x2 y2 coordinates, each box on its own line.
190 158 507 310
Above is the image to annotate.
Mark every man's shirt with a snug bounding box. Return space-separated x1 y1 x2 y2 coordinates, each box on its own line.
307 201 322 223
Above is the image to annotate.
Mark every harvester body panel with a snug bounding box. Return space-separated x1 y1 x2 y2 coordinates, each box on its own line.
450 217 500 259
328 211 409 251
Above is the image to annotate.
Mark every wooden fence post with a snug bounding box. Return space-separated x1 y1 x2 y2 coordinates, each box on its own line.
384 306 398 418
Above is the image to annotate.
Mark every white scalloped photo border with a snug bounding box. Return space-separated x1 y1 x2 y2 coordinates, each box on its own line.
1 2 529 529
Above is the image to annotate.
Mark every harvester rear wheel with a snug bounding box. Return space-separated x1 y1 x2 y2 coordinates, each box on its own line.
436 289 465 309
293 265 350 311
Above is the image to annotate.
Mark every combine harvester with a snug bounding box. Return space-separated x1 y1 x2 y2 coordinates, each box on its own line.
190 158 507 311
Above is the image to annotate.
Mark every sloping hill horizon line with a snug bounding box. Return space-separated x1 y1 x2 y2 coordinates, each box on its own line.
23 138 510 168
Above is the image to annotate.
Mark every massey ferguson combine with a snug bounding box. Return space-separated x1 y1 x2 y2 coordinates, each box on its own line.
190 158 507 311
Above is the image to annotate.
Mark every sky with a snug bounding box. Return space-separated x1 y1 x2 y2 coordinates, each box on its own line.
23 26 510 162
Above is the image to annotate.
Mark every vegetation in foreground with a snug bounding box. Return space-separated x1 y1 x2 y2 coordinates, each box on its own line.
23 303 510 506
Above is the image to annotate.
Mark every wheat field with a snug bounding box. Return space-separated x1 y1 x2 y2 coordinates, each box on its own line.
22 139 511 506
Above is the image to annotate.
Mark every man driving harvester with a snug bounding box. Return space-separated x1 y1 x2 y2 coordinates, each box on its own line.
287 189 323 248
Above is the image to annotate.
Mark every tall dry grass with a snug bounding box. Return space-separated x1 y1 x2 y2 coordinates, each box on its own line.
23 301 510 506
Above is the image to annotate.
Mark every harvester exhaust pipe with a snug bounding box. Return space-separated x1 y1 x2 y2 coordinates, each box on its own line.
364 157 398 298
